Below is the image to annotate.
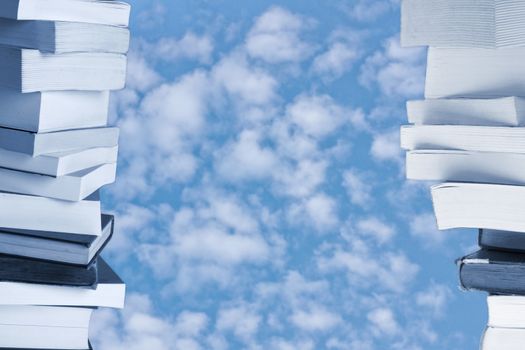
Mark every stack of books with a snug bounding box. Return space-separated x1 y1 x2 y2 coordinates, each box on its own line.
401 1 525 348
0 0 131 349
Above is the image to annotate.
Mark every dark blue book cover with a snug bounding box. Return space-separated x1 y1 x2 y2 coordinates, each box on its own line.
459 249 525 295
0 254 97 287
479 228 525 253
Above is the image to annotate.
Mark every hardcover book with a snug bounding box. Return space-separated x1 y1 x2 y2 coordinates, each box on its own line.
0 214 113 265
458 249 525 294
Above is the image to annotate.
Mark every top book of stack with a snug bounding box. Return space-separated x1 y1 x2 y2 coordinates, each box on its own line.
401 0 525 48
0 0 131 27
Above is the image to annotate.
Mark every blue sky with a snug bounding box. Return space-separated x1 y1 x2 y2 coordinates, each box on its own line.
92 1 486 349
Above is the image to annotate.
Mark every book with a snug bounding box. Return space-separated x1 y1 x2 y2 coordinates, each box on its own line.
0 146 118 177
401 0 525 48
425 47 525 98
0 126 119 157
0 47 126 92
0 89 109 133
400 125 525 153
431 182 525 232
0 254 97 287
0 0 131 27
0 163 116 201
0 18 130 53
479 228 525 253
0 258 125 308
487 295 525 328
0 306 93 349
0 214 113 266
406 150 525 185
407 97 525 126
458 249 525 294
482 327 525 350
0 191 101 236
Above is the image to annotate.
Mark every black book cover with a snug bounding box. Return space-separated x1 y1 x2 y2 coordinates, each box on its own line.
97 257 122 285
479 228 525 253
0 254 97 287
458 249 525 295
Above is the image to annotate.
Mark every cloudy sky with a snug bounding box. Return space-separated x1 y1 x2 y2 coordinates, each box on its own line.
92 1 487 349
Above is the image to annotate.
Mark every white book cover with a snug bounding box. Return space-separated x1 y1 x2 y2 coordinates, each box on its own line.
0 126 119 157
407 150 525 185
0 191 101 235
0 146 118 177
0 47 127 92
0 0 131 27
425 47 525 98
400 125 525 153
431 182 525 232
0 18 130 53
0 88 109 133
407 97 525 126
0 163 116 201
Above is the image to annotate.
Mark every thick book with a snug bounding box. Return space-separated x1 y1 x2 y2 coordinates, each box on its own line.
487 295 525 328
0 89 109 133
425 47 525 98
400 125 525 153
479 228 525 253
0 254 97 287
0 214 113 266
0 126 119 157
0 18 130 53
0 191 101 236
0 306 93 349
0 146 118 177
401 0 525 48
0 0 130 27
482 327 525 350
406 150 525 185
0 163 116 201
0 258 125 308
407 97 525 126
431 182 525 232
458 249 525 294
0 47 126 92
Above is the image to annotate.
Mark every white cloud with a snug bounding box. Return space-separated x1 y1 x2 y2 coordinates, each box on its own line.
216 305 261 342
90 294 209 350
347 0 398 22
215 129 279 182
312 42 360 79
288 193 339 233
343 170 374 208
275 160 327 198
367 307 400 336
290 305 342 332
125 49 162 92
245 6 315 64
410 213 444 246
286 94 352 138
356 217 395 244
317 242 419 293
415 283 453 318
154 32 214 64
370 129 403 163
359 36 426 98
